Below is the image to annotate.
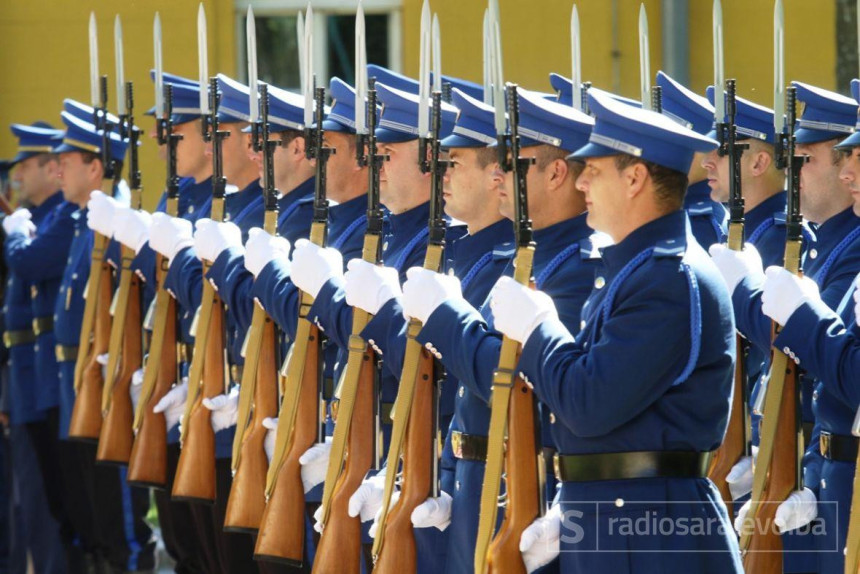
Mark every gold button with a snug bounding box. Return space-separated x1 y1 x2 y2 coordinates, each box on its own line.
549 413 556 424
809 249 818 259
594 276 605 289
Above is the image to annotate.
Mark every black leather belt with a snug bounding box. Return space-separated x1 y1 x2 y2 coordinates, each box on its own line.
330 399 394 424
553 451 712 483
820 431 858 462
451 431 488 461
55 344 79 362
3 329 35 348
178 343 193 364
32 316 54 336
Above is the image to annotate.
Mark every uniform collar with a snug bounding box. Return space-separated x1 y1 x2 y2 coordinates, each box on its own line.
451 218 512 258
684 179 712 206
600 210 689 274
745 190 786 238
31 190 64 219
388 200 430 236
534 211 593 256
182 177 213 206
277 176 315 211
813 205 860 250
330 192 367 217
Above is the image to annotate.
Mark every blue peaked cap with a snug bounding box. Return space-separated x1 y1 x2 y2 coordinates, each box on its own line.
216 74 256 123
572 88 719 174
144 71 199 118
706 86 777 144
835 79 860 149
324 77 361 133
374 82 458 143
549 73 642 109
368 64 419 95
10 122 63 164
517 88 594 152
656 71 714 135
54 110 128 162
441 87 496 148
792 82 856 144
63 99 121 129
429 73 483 101
264 83 307 133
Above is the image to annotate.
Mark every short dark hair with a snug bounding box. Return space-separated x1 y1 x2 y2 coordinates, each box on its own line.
279 128 305 147
34 153 58 167
613 154 688 210
474 146 498 169
80 151 124 177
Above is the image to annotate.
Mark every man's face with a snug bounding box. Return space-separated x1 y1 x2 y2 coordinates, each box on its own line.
838 146 860 216
174 119 209 180
58 152 96 205
796 140 845 224
210 122 253 184
378 139 423 213
701 147 730 202
443 147 499 222
576 156 627 235
497 146 546 222
148 120 167 161
12 155 57 203
323 131 362 200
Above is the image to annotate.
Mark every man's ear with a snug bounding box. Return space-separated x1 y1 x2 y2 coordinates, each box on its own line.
292 135 307 156
749 149 773 177
624 162 649 198
546 158 570 191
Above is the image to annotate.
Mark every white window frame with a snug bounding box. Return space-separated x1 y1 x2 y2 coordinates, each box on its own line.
234 0 403 87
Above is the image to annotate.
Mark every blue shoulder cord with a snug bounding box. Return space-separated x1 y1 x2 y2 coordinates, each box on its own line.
331 215 367 251
393 227 430 272
535 244 582 289
812 226 860 285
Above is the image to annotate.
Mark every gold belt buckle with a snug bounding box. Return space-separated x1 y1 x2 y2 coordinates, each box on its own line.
553 452 561 481
2 332 11 348
451 431 463 459
820 433 831 458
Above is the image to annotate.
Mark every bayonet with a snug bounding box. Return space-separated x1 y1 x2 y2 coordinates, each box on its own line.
304 4 314 129
418 0 431 139
355 3 367 134
774 0 787 167
198 3 209 115
247 6 259 125
297 11 306 93
154 13 164 123
483 8 491 105
89 12 99 109
432 13 441 93
713 0 725 127
114 15 126 117
638 3 651 111
571 4 582 111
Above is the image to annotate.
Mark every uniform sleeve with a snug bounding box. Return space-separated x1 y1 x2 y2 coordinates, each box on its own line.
207 248 256 335
418 299 500 404
439 424 456 496
731 276 773 353
131 242 158 297
164 246 203 312
307 278 355 352
774 299 860 409
361 298 409 379
4 215 75 282
252 260 301 340
518 273 692 438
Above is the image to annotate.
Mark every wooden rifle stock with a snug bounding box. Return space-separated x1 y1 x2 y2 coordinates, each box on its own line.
843 407 860 574
69 230 113 441
372 348 436 573
254 321 322 565
96 245 143 464
224 311 279 531
312 341 377 574
170 284 224 501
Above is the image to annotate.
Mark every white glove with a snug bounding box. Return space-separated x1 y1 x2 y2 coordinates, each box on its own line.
291 239 343 298
298 437 332 494
519 503 561 573
725 446 758 501
96 352 110 381
113 208 152 254
774 488 818 533
244 228 290 278
86 190 119 236
129 368 144 413
153 377 188 432
193 218 243 263
202 387 239 433
369 491 400 539
402 267 464 323
734 499 751 535
2 209 34 236
347 469 388 523
344 259 402 315
263 417 278 463
411 491 453 531
490 276 558 344
761 267 820 326
149 213 193 261
853 275 860 327
709 243 764 295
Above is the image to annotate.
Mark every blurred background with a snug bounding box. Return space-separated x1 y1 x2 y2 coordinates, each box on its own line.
0 0 856 210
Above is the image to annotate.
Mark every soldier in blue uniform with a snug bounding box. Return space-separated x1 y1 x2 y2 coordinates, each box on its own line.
732 85 860 574
656 71 728 249
53 108 156 573
4 122 71 573
282 75 458 563
392 87 601 573
488 88 742 574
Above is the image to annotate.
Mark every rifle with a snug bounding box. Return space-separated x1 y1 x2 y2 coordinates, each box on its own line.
170 75 229 501
371 24 447 561
474 84 543 574
127 77 183 488
844 406 860 573
312 79 385 574
97 75 144 465
706 79 750 520
255 83 332 564
69 70 119 442
739 85 806 573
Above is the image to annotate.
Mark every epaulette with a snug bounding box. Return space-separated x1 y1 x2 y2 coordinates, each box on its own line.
772 212 815 243
492 241 515 262
447 222 469 243
652 237 686 258
296 195 315 205
686 201 716 217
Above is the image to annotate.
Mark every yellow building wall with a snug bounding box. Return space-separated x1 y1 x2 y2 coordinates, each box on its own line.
0 0 236 210
0 0 839 211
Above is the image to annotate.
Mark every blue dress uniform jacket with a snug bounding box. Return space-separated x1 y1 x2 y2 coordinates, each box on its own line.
5 194 76 413
4 193 71 423
417 213 602 573
685 180 727 249
770 219 860 574
515 211 742 574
